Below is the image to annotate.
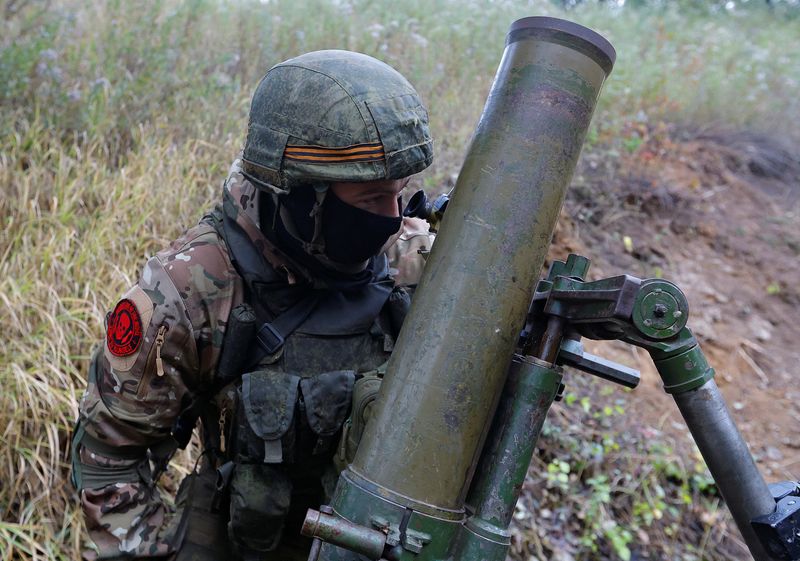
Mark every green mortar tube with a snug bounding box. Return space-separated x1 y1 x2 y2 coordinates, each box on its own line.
351 14 615 515
316 17 616 561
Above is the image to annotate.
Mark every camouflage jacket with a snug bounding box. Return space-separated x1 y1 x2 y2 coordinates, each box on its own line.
73 159 431 560
387 217 434 288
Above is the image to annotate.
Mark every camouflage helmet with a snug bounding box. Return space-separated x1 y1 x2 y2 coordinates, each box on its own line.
242 50 434 191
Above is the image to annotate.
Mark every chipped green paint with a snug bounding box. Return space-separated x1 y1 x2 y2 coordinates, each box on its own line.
649 329 716 394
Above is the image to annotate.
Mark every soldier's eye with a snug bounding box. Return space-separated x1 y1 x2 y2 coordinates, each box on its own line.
360 195 385 207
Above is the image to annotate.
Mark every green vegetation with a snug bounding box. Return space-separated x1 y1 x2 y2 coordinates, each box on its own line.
522 380 731 560
1 0 797 558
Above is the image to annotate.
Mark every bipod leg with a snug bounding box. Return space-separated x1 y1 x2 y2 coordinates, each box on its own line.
652 342 778 560
673 379 775 561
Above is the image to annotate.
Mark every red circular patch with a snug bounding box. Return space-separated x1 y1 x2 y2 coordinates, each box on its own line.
106 299 143 357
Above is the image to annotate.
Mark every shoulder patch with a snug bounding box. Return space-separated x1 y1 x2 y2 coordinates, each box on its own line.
107 299 143 356
104 286 155 371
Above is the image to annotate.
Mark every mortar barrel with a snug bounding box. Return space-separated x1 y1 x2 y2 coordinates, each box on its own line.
350 17 615 514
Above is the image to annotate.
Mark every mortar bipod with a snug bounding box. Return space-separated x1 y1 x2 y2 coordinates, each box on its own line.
522 253 799 561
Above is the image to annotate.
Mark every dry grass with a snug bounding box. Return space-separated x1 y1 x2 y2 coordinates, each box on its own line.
0 121 238 558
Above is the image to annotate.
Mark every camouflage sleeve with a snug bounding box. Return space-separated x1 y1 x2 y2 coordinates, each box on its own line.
387 217 435 288
74 226 241 560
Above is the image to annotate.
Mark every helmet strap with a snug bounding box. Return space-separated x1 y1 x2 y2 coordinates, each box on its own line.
276 183 329 257
307 184 328 254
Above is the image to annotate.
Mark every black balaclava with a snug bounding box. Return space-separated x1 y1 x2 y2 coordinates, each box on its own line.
260 185 401 288
320 189 402 264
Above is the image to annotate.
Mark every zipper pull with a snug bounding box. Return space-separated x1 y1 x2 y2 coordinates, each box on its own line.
155 325 167 377
218 405 228 454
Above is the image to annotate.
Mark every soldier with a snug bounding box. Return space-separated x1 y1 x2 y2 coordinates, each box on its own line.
71 50 434 560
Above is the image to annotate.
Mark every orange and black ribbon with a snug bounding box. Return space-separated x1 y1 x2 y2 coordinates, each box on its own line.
284 142 385 164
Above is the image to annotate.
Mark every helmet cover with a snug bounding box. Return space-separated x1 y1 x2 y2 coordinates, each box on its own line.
242 50 434 192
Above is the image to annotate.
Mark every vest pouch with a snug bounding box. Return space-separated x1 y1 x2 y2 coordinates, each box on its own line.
238 370 300 464
228 463 291 553
174 470 230 561
299 370 356 439
343 373 382 466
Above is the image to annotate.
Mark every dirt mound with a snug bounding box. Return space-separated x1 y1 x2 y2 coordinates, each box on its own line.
570 124 799 465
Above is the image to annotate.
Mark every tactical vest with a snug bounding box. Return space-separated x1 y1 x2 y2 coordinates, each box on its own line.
181 206 409 559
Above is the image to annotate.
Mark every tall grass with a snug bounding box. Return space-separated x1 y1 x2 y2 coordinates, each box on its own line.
3 0 798 167
1 0 798 558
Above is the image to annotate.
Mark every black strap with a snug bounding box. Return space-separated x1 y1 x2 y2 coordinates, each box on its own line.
249 293 320 365
72 420 164 490
78 428 148 460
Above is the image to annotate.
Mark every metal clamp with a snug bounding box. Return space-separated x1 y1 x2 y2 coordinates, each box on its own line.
371 515 432 554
